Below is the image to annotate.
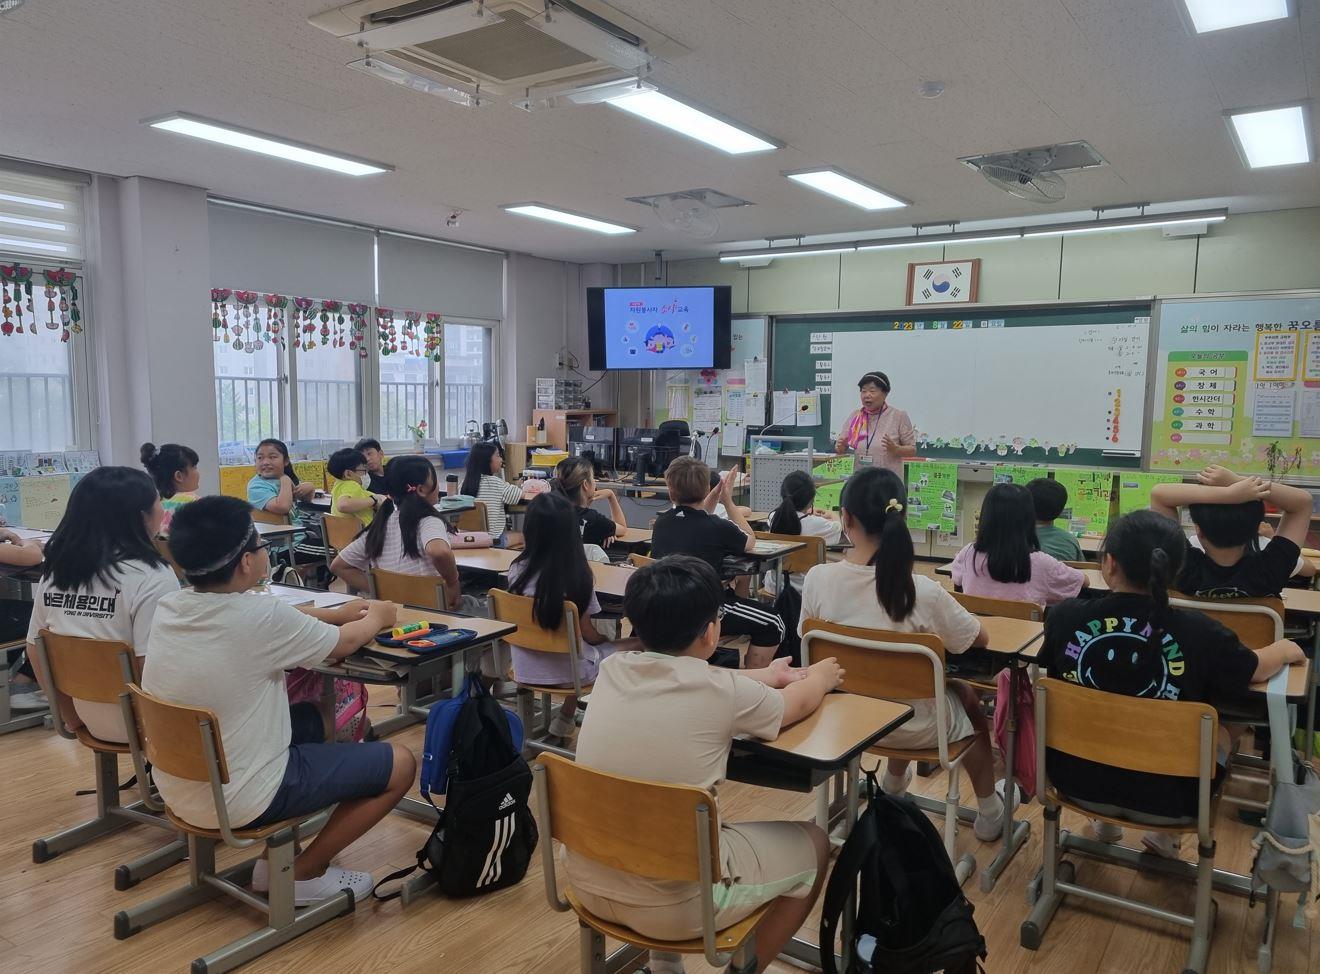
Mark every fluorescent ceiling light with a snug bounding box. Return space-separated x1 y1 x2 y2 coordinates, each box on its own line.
785 169 907 211
605 90 777 155
1180 0 1290 33
856 232 1021 252
0 214 66 231
1022 211 1227 237
144 113 392 176
348 56 487 108
502 203 635 235
529 5 651 71
340 1 502 48
719 244 855 262
0 236 67 254
0 192 64 210
1225 104 1311 168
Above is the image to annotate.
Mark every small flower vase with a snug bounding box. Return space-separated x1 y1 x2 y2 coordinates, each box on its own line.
412 432 425 454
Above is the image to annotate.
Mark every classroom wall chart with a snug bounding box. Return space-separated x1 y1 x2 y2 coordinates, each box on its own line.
905 461 959 533
1150 294 1320 479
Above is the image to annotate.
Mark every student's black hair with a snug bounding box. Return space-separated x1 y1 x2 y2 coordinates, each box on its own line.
508 492 594 631
623 554 725 653
354 437 383 454
328 447 366 481
460 441 504 497
40 467 167 590
857 371 891 393
1026 477 1068 523
973 483 1039 584
709 469 722 490
168 495 261 588
1187 500 1266 549
1100 510 1189 648
770 469 816 536
840 466 915 621
139 442 199 500
255 438 298 485
364 456 443 562
551 455 593 508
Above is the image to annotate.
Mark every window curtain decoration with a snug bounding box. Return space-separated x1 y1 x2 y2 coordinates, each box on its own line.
4 264 83 340
263 293 288 349
214 289 362 354
376 308 443 360
376 307 397 356
424 313 443 362
348 303 369 358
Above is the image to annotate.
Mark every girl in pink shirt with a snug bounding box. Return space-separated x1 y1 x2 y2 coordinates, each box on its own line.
952 483 1085 607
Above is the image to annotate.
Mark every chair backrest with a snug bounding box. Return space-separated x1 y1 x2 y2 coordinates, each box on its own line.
754 531 825 575
1036 677 1215 778
455 500 488 533
250 508 288 525
800 618 945 700
125 683 231 784
154 537 187 581
536 752 719 882
627 552 655 568
37 631 136 703
1169 595 1284 649
369 568 448 609
951 590 1041 621
320 512 361 552
489 588 580 654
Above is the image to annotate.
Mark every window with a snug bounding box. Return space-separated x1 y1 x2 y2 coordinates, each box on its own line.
295 338 361 441
378 311 433 441
444 320 493 439
0 169 88 451
213 331 281 447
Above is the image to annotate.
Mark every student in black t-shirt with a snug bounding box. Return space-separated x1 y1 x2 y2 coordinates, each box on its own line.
650 456 785 668
1151 464 1311 598
551 456 628 549
353 438 389 496
1041 509 1302 856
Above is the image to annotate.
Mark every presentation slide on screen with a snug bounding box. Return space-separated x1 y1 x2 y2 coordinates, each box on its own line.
602 287 715 369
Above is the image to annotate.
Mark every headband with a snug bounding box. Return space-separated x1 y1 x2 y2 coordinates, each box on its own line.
184 524 258 575
861 371 891 392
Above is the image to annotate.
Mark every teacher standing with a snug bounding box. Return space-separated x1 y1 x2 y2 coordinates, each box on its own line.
834 370 916 475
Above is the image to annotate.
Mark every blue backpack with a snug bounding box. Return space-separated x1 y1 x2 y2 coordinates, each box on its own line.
419 674 524 798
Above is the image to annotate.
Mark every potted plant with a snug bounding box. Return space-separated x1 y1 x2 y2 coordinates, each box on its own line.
407 419 428 453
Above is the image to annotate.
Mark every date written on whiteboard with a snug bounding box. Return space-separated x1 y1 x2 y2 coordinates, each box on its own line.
815 360 832 370
810 332 833 342
815 372 832 382
810 343 832 354
815 385 832 395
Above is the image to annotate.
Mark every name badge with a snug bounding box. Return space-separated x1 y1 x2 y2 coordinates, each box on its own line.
856 453 875 467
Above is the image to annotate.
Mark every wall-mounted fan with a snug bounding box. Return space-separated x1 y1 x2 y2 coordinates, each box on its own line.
976 151 1067 203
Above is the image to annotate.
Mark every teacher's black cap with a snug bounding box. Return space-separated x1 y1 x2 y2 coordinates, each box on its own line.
858 371 890 392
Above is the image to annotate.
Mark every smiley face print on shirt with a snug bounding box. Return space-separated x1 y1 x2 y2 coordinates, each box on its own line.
1060 614 1186 700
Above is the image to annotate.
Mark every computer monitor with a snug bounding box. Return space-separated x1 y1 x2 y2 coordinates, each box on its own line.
619 425 689 481
568 426 617 475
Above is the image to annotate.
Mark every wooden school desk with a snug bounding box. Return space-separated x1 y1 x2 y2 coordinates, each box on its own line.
451 550 639 601
727 693 913 972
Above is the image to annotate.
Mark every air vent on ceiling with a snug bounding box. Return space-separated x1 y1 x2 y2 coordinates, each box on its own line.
310 0 688 97
625 189 753 210
959 140 1107 175
959 141 1107 205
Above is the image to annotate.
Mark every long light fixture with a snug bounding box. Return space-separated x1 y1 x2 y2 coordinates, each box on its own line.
784 168 908 211
529 4 651 71
348 55 487 108
717 209 1229 262
502 203 636 235
605 89 778 155
1179 0 1291 34
1224 104 1311 168
144 113 392 176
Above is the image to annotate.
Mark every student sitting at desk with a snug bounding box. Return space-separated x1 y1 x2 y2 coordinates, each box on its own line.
650 457 786 669
354 437 388 495
1027 477 1084 562
327 447 384 528
1039 509 1303 857
460 441 524 548
27 467 179 741
766 469 842 596
141 441 200 534
566 555 841 973
331 456 461 611
145 496 409 905
799 467 1006 840
248 438 327 570
551 455 627 549
1151 464 1312 599
1 528 47 711
507 492 631 748
951 483 1085 607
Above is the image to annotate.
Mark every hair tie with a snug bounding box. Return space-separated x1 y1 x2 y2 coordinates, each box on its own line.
885 498 904 514
405 483 422 494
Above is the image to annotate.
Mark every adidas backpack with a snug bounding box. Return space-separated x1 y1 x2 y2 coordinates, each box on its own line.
819 771 986 974
375 675 538 900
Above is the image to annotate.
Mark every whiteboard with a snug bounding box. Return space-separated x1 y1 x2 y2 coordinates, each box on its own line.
827 320 1149 455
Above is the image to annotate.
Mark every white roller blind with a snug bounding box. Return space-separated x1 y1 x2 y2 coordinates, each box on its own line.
377 233 503 319
208 204 375 302
0 169 85 262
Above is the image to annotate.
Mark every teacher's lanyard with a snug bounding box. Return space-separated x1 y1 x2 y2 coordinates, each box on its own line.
862 405 886 452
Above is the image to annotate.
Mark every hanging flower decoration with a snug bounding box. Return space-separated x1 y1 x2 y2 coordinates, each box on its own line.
1 263 34 336
233 290 260 351
42 269 78 341
210 288 232 344
348 303 369 358
402 310 422 356
320 300 344 347
292 297 315 350
375 307 396 356
263 293 287 348
424 313 443 362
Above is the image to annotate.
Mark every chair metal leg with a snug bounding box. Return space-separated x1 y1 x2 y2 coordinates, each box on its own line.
516 688 536 758
33 751 135 862
1184 841 1217 974
1021 808 1065 949
191 890 352 974
114 836 223 940
579 924 607 974
114 836 189 890
729 938 757 974
943 764 976 886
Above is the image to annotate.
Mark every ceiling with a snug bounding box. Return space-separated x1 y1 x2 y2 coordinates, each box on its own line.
2 0 1317 263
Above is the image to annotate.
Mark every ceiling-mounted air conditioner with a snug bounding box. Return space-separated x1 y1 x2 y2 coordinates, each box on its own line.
310 0 688 98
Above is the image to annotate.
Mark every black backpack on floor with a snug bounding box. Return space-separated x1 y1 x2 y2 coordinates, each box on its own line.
375 678 538 900
819 771 986 974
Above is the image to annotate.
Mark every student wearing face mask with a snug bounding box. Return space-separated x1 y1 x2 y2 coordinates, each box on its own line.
328 448 386 528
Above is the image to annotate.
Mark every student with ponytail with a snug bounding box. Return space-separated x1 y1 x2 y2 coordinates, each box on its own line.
798 467 1007 841
766 470 841 595
141 442 201 533
552 455 627 548
1041 509 1303 854
331 456 461 610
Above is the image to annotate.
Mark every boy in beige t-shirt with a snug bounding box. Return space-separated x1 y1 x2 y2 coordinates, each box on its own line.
566 554 844 974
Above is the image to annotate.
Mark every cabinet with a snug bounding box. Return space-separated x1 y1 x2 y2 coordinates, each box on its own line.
530 409 619 450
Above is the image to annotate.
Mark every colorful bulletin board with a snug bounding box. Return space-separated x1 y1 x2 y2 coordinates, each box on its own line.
1051 469 1115 537
992 464 1043 485
812 455 855 480
815 480 844 513
1150 294 1320 480
905 461 959 533
219 462 329 501
1117 472 1184 516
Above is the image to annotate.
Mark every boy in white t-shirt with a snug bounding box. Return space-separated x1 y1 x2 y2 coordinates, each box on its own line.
144 495 413 906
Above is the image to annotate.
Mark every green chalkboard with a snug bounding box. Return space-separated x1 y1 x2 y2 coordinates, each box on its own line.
772 302 1152 469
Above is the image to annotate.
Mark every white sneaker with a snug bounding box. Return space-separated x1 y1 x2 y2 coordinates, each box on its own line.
547 714 579 746
1141 832 1182 860
995 778 1027 807
8 687 48 711
250 858 270 893
1087 820 1124 844
251 862 373 905
973 796 1005 841
880 767 913 797
647 951 686 974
